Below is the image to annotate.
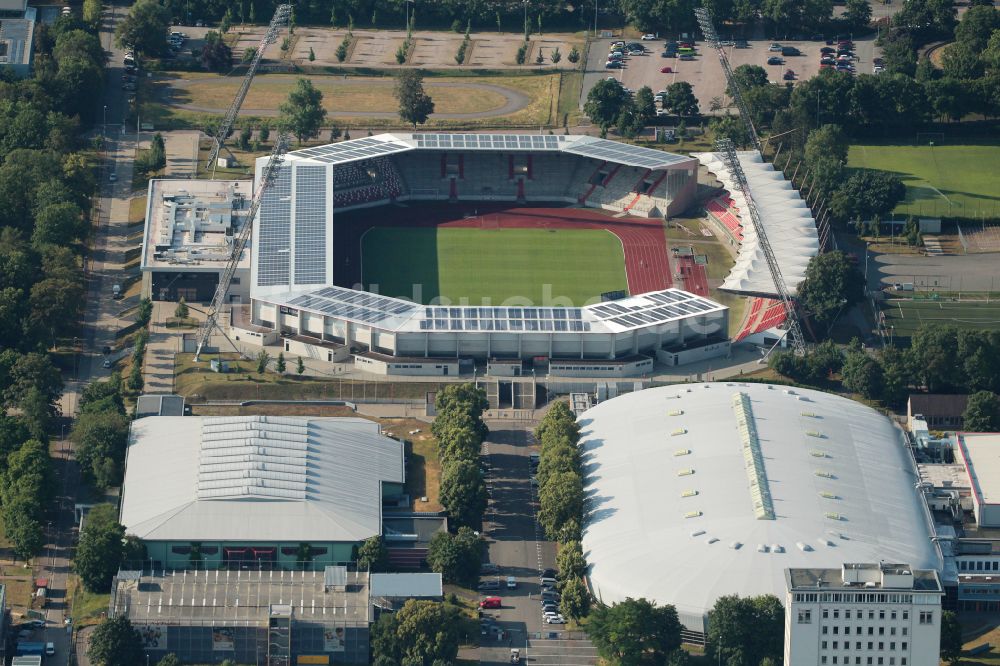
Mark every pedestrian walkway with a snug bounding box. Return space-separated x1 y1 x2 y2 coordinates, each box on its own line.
524 636 600 665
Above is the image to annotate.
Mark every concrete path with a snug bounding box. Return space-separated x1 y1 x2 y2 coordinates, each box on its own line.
165 75 531 119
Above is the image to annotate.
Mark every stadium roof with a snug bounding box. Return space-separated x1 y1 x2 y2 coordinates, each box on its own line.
282 133 694 170
265 287 726 335
579 383 940 633
120 416 404 543
695 151 819 297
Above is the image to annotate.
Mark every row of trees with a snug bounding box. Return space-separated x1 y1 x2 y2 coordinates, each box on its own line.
71 374 132 491
584 79 698 138
425 384 488 586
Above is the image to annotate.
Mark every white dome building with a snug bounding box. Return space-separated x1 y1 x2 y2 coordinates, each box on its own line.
578 383 941 637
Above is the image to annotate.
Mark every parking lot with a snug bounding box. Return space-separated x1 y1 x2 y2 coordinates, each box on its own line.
474 424 599 665
582 35 879 114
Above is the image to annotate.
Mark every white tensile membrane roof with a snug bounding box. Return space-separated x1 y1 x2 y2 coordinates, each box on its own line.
578 383 940 633
695 152 819 297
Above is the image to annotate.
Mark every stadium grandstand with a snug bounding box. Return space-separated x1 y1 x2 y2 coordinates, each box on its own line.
695 151 819 298
228 134 728 376
578 383 941 640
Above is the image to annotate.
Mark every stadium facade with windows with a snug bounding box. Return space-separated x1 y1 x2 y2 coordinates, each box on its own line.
234 134 729 374
578 383 941 640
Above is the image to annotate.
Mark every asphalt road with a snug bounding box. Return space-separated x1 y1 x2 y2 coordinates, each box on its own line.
477 423 599 666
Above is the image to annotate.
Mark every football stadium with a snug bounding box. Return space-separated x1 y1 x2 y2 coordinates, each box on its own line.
234 133 734 375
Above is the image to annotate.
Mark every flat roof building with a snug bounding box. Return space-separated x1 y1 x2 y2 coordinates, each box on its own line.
578 383 941 637
140 179 252 303
955 433 1000 527
785 563 943 666
120 416 405 571
0 6 35 77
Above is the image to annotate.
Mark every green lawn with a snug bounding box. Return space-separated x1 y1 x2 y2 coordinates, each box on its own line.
848 142 1000 220
361 227 628 306
880 299 1000 338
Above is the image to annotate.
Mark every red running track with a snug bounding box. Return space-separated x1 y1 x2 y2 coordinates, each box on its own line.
674 255 709 298
334 204 673 295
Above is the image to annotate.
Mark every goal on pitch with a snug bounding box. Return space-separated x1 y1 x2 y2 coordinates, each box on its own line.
916 132 945 146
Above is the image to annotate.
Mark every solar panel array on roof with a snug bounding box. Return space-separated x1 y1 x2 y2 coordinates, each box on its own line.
287 286 417 325
412 133 564 150
585 290 720 330
288 137 412 165
418 305 590 332
563 138 692 169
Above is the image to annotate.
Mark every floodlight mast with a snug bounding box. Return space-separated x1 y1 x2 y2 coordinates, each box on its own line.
205 3 292 172
715 138 807 356
694 7 763 155
194 134 290 361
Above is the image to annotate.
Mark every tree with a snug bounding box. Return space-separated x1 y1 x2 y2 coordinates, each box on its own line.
568 46 580 63
356 535 389 572
587 597 683 664
829 170 906 222
560 576 591 619
439 458 487 529
128 360 144 393
911 324 961 392
201 31 233 72
29 277 83 342
371 599 462 665
75 504 126 592
940 610 963 665
941 42 984 80
796 251 864 326
663 81 699 116
308 47 316 62
804 124 849 167
844 0 872 29
437 425 481 465
256 349 270 374
82 0 102 26
841 349 884 400
2 351 63 411
730 64 769 92
557 540 587 580
114 0 170 56
954 5 1000 52
87 616 145 666
395 69 436 129
964 391 1000 432
711 113 752 148
156 654 181 666
426 527 483 585
276 352 286 373
584 79 632 133
296 356 305 375
538 470 583 542
634 86 656 123
174 297 188 319
707 595 784 666
279 79 327 144
71 409 130 489
32 201 84 248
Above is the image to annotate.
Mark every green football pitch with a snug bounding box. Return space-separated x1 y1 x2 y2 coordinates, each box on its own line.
880 299 1000 338
361 227 628 306
848 142 1000 219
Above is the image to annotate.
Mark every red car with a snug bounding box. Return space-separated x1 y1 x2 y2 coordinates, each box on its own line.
660 66 674 73
783 69 795 80
480 597 502 609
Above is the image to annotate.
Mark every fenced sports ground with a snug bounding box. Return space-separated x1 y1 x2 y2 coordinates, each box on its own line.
848 141 1000 220
879 298 1000 338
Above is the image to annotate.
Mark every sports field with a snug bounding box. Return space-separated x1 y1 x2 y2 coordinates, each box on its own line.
848 142 1000 219
880 299 1000 337
361 227 628 306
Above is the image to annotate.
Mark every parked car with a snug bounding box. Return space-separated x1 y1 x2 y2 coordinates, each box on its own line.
873 57 884 66
481 562 500 574
661 50 676 58
480 596 502 609
783 69 795 80
781 46 800 56
821 46 836 54
607 52 624 61
605 61 623 69
660 66 674 73
768 43 783 51
541 568 557 578
506 576 517 589
679 53 694 60
735 39 749 48
545 615 567 624
611 40 625 48
478 578 501 590
767 56 784 65
27 619 46 629
628 46 644 55
641 33 657 40
45 643 56 657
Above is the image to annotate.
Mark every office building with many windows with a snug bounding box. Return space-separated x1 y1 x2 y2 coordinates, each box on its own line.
784 563 944 666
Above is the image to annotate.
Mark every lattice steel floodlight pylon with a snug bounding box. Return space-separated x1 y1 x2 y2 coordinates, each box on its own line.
715 138 807 355
194 134 290 361
205 3 293 172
